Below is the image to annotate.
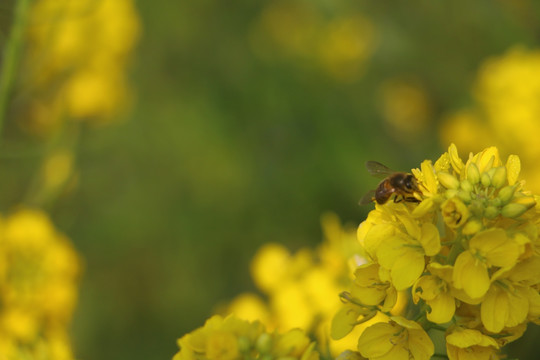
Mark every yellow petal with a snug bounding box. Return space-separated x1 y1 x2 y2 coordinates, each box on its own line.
426 292 455 324
331 306 360 340
419 223 441 256
357 322 395 358
480 286 508 333
452 251 490 299
470 228 519 268
506 154 521 186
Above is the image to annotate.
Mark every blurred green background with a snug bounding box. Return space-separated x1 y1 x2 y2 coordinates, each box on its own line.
4 0 540 359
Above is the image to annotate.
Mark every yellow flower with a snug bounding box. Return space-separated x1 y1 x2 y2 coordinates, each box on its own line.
351 263 396 308
413 263 455 323
452 228 521 299
21 0 141 132
336 144 540 359
441 197 470 228
374 221 440 291
0 208 80 359
446 327 499 360
357 316 433 360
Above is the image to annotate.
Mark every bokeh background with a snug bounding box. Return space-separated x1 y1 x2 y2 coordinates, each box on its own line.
2 0 540 359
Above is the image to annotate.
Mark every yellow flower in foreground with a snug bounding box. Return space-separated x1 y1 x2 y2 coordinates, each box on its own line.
446 327 498 360
357 316 433 360
334 144 540 360
173 315 319 360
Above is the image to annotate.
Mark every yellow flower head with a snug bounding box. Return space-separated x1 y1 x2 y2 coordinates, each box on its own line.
334 144 540 359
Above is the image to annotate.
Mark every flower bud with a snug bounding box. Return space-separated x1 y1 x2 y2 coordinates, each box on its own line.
467 163 480 184
481 173 491 187
501 203 531 218
484 206 499 219
460 179 473 192
445 189 458 199
497 185 516 204
438 172 460 189
457 190 471 203
491 167 507 189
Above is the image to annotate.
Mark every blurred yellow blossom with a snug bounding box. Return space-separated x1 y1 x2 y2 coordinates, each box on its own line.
222 213 367 356
173 314 320 360
441 46 540 193
0 208 80 360
249 0 375 82
379 79 432 141
333 144 540 359
19 0 140 133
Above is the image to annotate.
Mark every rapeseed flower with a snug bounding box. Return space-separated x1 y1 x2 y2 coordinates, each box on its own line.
333 144 540 359
0 208 80 360
172 314 319 360
249 1 375 82
19 0 140 133
222 213 368 357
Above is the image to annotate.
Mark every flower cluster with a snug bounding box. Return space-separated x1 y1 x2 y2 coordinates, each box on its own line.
222 213 370 356
19 0 140 133
173 314 319 360
0 209 80 360
333 144 540 360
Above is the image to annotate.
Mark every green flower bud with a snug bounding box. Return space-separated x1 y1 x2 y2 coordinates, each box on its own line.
457 190 471 203
501 203 531 218
460 179 474 192
446 189 458 199
491 167 507 189
490 197 502 207
481 173 491 187
498 185 516 204
438 172 460 189
467 163 480 184
484 206 499 219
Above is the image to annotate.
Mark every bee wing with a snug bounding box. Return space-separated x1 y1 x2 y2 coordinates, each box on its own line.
365 161 396 178
358 189 376 205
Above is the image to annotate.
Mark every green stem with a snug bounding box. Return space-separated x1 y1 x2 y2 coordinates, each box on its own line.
0 0 31 139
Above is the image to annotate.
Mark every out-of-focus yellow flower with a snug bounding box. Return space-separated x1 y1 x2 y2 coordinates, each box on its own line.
0 208 80 360
249 1 376 82
20 0 140 133
173 315 320 360
440 46 540 194
379 79 432 141
317 15 375 82
223 214 364 357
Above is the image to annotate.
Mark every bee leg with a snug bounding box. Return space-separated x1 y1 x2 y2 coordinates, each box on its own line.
404 196 420 203
394 196 403 203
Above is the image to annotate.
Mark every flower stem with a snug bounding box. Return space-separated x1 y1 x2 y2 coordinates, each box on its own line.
0 0 31 140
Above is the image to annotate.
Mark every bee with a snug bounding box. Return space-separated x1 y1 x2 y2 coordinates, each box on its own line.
359 161 419 205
